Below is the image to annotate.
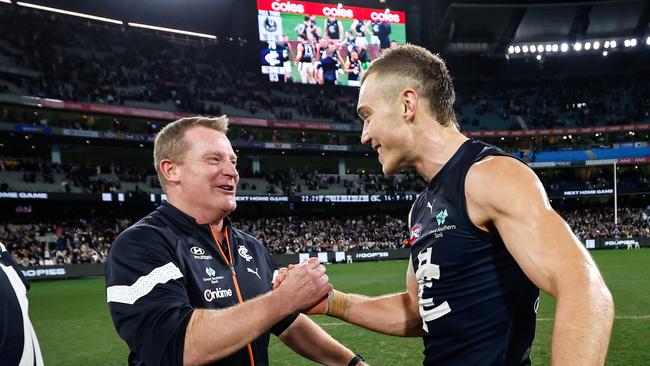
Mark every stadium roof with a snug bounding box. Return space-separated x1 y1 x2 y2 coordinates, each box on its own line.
433 0 650 55
7 0 649 55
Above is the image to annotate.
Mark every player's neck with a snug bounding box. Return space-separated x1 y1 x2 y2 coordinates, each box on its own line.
414 127 468 183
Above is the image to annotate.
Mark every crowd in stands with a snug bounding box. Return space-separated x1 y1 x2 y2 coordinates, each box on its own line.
2 205 648 266
1 7 649 131
0 7 358 124
1 218 129 266
454 74 650 130
0 159 153 195
565 206 650 242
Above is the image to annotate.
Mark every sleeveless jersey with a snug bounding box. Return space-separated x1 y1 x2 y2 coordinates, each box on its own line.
354 21 365 37
409 139 539 366
326 19 340 39
300 43 314 63
347 60 361 81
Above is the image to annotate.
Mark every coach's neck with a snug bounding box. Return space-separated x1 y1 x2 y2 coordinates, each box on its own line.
166 192 228 231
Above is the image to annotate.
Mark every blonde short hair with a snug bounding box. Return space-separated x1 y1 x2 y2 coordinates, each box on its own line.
153 116 229 191
362 44 458 129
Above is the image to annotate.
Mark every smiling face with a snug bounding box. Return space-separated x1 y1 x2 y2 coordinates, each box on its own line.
174 126 239 218
357 73 415 175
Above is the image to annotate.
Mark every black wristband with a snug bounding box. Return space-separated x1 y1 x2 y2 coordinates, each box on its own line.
348 353 365 366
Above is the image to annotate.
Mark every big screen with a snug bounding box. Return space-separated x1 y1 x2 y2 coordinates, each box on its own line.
257 0 407 86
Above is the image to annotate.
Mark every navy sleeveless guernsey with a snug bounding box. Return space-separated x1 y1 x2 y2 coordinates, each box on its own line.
409 139 539 366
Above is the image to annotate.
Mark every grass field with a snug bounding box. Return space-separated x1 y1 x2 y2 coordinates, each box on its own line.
29 249 650 365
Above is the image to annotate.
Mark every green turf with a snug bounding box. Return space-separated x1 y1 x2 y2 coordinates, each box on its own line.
28 249 650 365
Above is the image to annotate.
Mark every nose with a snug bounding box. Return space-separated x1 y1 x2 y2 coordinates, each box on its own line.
360 122 371 145
222 160 239 181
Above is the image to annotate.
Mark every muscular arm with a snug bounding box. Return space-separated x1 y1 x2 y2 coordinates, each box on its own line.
278 314 360 365
329 258 422 337
466 156 614 366
184 258 332 365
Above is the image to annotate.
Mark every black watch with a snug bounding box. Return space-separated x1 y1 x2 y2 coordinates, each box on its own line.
348 353 365 366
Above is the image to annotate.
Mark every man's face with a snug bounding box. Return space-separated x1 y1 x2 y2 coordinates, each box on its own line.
357 74 412 175
176 126 239 217
328 43 337 52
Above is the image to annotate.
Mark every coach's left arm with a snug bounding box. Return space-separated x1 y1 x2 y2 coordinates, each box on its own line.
465 156 614 366
278 314 367 366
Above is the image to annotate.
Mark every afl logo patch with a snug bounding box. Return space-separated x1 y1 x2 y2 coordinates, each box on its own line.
408 223 423 246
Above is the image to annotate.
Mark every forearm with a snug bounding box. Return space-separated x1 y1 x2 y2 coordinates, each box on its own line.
280 314 355 365
183 291 291 365
334 291 422 337
551 280 614 365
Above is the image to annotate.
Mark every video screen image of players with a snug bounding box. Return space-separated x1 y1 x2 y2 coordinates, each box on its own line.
258 0 406 87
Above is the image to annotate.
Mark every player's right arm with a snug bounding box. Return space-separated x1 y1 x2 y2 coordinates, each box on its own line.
276 258 423 337
106 227 331 366
295 44 303 65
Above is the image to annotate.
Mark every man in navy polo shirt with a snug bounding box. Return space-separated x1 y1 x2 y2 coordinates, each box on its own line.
105 116 366 366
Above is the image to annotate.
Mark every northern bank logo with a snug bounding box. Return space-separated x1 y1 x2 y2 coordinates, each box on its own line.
203 267 224 284
204 287 233 302
436 209 448 226
432 208 455 239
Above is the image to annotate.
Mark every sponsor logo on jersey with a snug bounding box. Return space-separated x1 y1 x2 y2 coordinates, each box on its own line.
206 267 216 277
431 208 456 238
247 267 261 279
203 267 224 284
204 287 233 302
238 245 253 262
190 246 213 260
436 209 448 226
409 223 423 246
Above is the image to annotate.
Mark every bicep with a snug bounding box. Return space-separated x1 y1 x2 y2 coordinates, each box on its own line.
469 158 599 296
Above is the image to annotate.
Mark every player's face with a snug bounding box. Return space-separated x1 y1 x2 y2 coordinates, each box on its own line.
358 74 413 175
178 126 239 216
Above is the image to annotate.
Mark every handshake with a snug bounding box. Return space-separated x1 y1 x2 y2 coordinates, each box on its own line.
272 257 349 318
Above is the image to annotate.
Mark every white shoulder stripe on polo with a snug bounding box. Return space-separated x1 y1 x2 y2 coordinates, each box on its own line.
0 242 7 252
106 262 183 305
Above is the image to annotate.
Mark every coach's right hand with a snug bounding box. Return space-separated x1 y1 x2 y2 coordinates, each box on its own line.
273 257 332 312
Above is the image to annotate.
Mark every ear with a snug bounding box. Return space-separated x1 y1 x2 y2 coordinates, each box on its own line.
401 89 419 123
160 159 180 185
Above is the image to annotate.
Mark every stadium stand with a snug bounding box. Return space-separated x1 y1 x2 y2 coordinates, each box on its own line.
3 205 648 265
0 6 648 132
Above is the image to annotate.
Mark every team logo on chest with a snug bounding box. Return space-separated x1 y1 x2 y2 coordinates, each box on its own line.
238 245 253 262
408 223 423 246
